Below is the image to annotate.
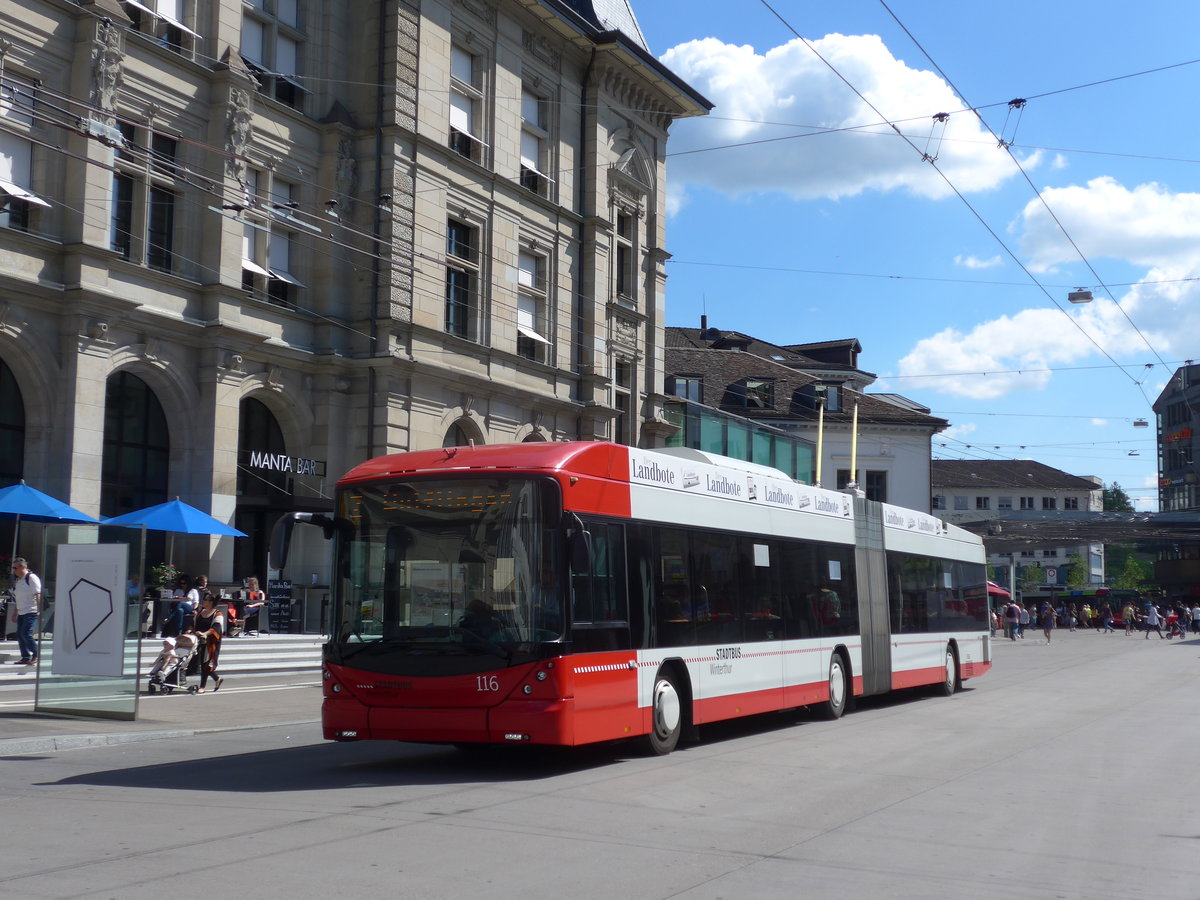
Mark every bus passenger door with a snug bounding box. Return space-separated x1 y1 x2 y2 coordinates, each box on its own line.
854 498 892 696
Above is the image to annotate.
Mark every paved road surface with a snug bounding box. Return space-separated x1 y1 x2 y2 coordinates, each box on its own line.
0 629 1196 899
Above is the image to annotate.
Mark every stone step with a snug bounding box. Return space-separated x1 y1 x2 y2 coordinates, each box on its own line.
0 634 325 686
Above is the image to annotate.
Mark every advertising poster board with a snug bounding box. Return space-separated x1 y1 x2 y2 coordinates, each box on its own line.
52 544 128 677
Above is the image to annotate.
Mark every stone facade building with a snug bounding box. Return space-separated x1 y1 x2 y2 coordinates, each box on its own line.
0 0 708 584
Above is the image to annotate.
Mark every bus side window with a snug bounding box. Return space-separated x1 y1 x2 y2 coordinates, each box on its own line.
571 521 631 651
654 526 694 646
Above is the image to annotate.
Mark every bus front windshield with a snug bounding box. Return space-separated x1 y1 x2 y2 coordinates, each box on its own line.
332 476 564 667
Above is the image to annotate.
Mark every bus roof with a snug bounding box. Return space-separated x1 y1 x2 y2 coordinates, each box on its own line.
339 441 629 485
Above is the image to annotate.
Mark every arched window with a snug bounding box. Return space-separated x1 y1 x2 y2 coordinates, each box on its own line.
0 359 24 487
237 398 289 501
235 397 290 582
443 422 476 447
101 372 169 518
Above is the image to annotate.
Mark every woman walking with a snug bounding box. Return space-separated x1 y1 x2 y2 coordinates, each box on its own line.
1041 602 1055 644
191 593 225 692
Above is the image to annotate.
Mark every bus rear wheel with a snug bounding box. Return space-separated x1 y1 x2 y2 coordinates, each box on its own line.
645 671 683 755
936 646 958 697
818 653 848 720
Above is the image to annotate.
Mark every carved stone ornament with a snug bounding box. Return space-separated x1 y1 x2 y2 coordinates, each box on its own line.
223 352 245 373
612 317 637 346
226 88 253 179
143 337 162 361
522 32 561 71
454 0 496 27
335 137 357 203
90 21 124 118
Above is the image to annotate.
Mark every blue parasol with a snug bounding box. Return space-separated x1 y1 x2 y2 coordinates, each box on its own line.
103 498 246 568
0 480 101 564
103 498 247 537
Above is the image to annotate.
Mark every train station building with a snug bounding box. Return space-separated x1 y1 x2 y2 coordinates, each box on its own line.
0 0 708 590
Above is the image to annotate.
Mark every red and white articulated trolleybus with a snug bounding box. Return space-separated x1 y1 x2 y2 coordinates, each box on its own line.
292 441 991 754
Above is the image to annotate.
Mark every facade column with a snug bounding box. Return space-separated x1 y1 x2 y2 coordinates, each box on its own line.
194 350 244 583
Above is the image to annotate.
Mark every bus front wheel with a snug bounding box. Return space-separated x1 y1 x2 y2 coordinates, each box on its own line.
936 646 958 697
645 671 683 755
818 653 848 720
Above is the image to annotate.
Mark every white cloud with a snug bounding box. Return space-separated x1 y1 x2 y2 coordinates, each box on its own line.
660 35 1031 204
900 176 1200 397
954 253 1002 269
897 307 1084 399
1091 418 1108 426
1017 177 1200 274
1052 153 1068 170
940 423 976 441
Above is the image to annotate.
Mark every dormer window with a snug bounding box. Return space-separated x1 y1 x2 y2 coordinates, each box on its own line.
745 379 773 409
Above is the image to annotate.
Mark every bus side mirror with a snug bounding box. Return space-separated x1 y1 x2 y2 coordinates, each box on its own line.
270 512 354 571
564 513 591 574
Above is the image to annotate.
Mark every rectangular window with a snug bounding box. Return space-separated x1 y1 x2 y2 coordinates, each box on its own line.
241 6 305 109
110 173 134 257
146 186 175 271
931 494 945 510
953 495 968 510
516 249 549 361
268 230 303 304
864 470 887 503
449 45 484 162
447 219 473 260
446 269 472 338
1063 497 1079 510
1042 549 1058 558
1042 497 1057 510
614 361 632 446
975 497 990 510
0 72 48 229
998 496 1012 510
445 218 477 340
1020 496 1034 510
615 211 635 302
150 133 177 179
744 379 774 409
822 384 841 412
666 376 702 403
123 1 201 52
519 88 549 195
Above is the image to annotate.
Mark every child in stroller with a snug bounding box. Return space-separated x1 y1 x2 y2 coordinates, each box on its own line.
147 634 199 693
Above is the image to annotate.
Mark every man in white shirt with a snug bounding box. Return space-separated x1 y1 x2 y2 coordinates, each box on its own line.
11 558 42 664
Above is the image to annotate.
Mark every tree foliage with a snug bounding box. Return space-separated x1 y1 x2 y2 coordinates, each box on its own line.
1110 554 1150 590
1064 553 1089 587
1017 564 1043 592
1103 482 1135 512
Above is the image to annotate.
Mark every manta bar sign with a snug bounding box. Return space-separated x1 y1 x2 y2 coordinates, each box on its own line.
243 450 326 478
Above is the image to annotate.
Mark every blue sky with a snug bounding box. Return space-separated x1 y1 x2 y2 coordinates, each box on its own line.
634 1 1200 511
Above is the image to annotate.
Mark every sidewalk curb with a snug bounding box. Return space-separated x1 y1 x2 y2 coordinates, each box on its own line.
0 717 320 755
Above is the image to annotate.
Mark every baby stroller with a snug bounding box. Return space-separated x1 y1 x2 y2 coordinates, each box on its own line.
147 634 200 693
1166 614 1187 640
